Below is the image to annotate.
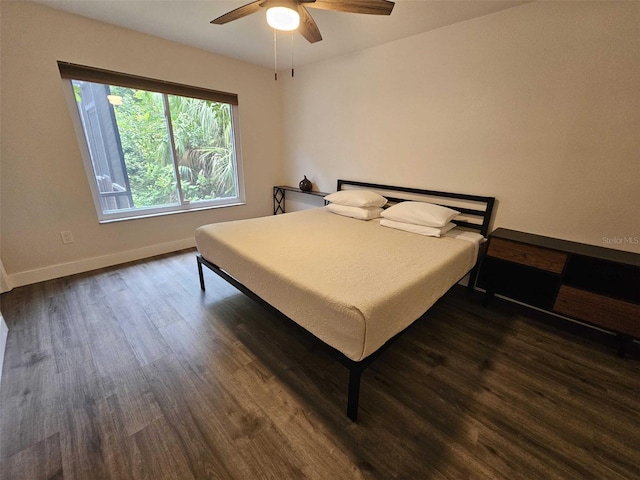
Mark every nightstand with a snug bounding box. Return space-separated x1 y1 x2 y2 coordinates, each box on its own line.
477 228 640 355
273 186 330 214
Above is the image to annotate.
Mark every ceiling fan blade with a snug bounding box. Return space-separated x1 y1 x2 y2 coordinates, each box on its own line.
298 6 323 43
305 0 394 15
210 1 263 25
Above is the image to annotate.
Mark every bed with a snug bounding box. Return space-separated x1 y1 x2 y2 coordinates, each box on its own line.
195 180 495 420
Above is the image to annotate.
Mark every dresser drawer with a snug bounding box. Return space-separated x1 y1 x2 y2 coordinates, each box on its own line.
487 237 567 274
554 285 640 337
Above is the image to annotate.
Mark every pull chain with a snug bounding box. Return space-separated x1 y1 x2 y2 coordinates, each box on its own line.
291 31 295 77
273 29 278 81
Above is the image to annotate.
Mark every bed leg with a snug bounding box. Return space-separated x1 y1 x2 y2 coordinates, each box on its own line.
197 256 205 291
347 365 362 422
468 266 479 292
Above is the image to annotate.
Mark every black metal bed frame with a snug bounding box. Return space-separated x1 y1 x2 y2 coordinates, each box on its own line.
196 179 495 421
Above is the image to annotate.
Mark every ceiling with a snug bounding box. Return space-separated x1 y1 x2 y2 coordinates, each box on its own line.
28 0 530 69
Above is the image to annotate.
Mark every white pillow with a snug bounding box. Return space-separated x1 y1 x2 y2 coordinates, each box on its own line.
324 190 387 208
326 203 383 220
381 201 459 227
380 219 456 237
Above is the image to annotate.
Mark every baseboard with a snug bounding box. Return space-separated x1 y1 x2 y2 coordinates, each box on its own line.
0 260 11 294
0 314 8 388
8 238 196 289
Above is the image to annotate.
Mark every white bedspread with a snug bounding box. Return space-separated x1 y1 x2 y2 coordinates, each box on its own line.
195 208 480 361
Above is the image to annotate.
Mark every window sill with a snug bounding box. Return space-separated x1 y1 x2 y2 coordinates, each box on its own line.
97 201 246 224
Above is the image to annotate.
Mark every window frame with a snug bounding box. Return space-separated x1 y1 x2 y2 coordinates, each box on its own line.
59 62 245 223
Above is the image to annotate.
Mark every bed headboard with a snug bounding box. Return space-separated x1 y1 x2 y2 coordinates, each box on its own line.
336 179 496 237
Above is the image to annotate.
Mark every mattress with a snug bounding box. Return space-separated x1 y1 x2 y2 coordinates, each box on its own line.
195 208 481 362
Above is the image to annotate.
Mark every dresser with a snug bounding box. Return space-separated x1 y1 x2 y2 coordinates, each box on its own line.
477 228 640 355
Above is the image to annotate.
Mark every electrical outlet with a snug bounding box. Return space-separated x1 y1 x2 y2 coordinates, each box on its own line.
60 231 75 244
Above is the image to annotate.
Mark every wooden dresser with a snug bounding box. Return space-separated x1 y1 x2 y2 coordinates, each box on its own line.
477 228 640 355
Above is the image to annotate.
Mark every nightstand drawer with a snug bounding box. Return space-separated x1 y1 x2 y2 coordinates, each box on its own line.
487 237 567 274
554 285 640 337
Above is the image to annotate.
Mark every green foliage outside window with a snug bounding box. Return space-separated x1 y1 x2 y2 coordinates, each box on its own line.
109 86 236 208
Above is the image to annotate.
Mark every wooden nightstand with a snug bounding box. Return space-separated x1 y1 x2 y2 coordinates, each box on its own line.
477 228 640 355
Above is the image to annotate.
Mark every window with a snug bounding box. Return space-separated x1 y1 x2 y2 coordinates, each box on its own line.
59 62 244 222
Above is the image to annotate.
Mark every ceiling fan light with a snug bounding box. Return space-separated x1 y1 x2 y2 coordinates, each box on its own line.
266 6 300 31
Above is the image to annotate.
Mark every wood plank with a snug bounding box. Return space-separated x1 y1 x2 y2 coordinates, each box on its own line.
129 417 196 480
53 364 126 479
0 309 60 459
119 259 184 329
142 354 252 479
0 433 63 480
98 270 171 366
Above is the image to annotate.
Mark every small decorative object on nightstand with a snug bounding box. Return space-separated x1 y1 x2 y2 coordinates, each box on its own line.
477 228 640 356
299 175 312 191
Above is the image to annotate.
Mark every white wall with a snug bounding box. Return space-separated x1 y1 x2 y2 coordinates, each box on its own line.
0 4 6 386
281 1 640 253
0 2 283 286
0 2 6 294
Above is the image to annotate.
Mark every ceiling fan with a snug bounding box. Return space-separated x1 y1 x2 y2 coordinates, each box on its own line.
211 0 395 43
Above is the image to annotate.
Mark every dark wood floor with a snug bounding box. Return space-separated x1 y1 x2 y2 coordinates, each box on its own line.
0 249 638 479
